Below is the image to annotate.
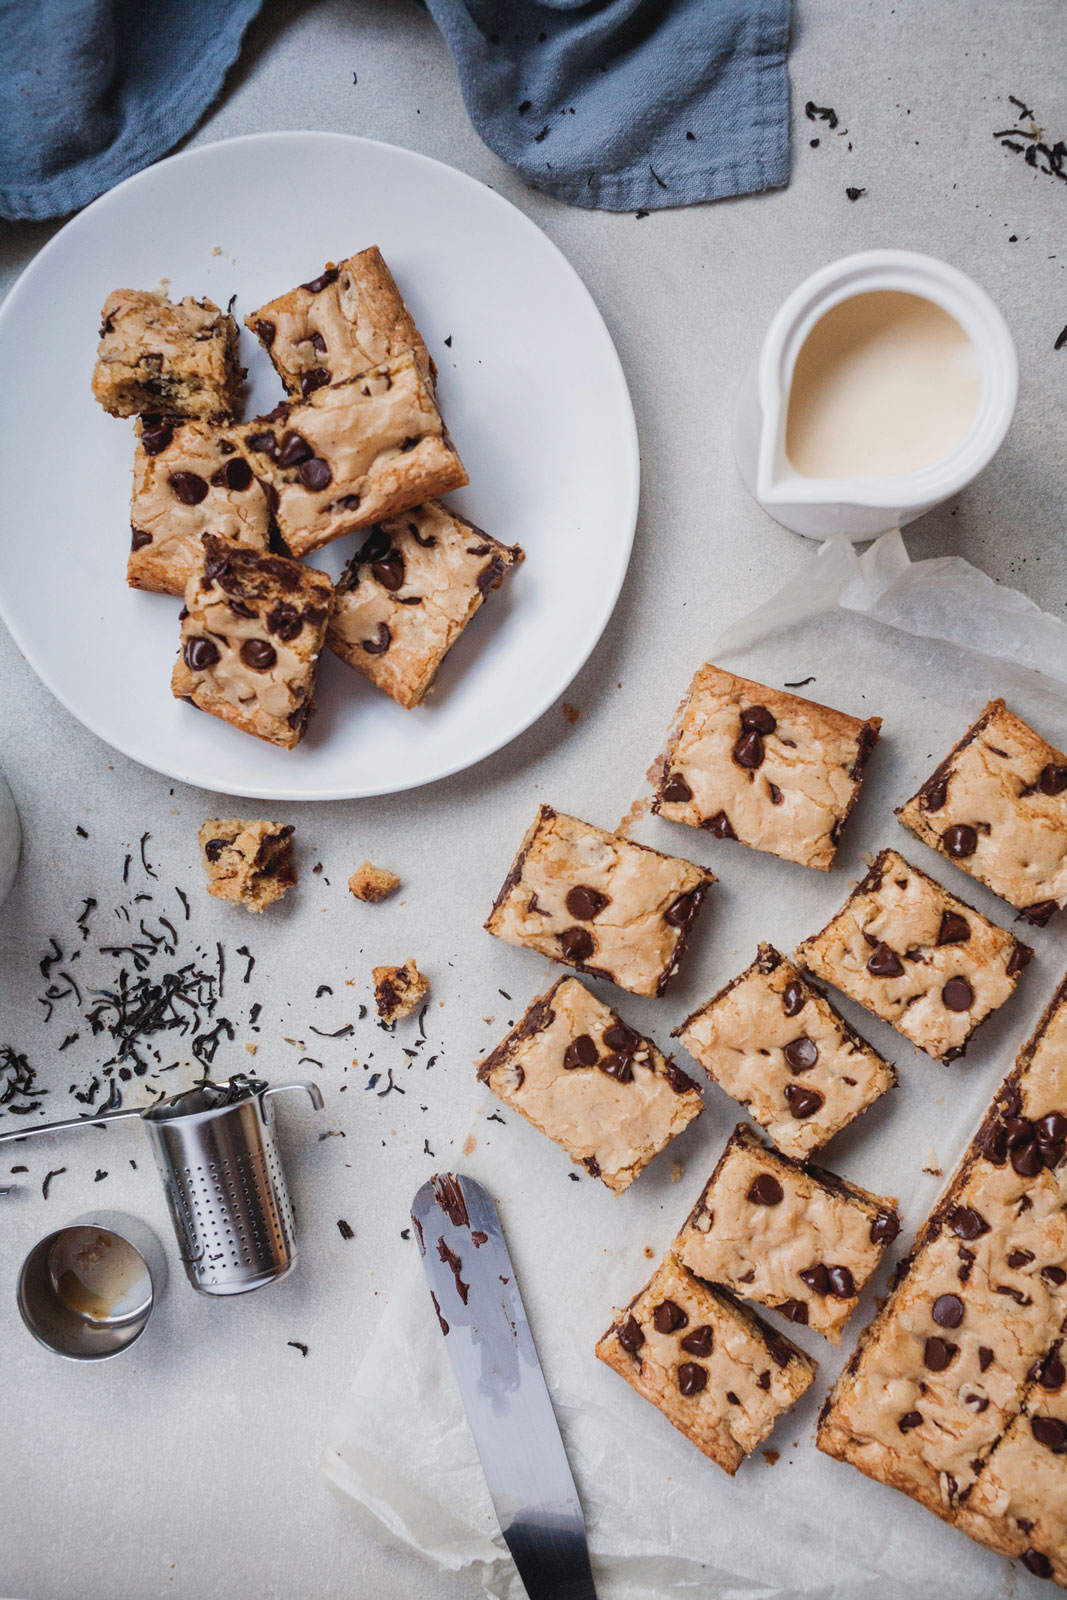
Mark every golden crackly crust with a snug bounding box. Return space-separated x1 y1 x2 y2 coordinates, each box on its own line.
475 977 704 1194
653 663 881 871
897 698 1067 926
595 1252 816 1474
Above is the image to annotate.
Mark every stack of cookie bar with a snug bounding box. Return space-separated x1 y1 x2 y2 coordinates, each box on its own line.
91 249 524 748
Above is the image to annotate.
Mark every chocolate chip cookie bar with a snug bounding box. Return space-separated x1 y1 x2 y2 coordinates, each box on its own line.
92 288 244 420
327 503 523 708
674 1123 899 1343
595 1252 816 1474
373 960 429 1023
796 849 1032 1063
128 417 271 596
818 974 1067 1563
897 699 1067 928
240 352 467 560
675 944 896 1161
246 248 433 400
171 535 332 748
653 665 880 871
477 978 704 1193
198 819 296 911
485 806 714 998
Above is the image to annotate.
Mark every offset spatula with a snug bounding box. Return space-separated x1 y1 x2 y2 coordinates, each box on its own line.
411 1173 597 1600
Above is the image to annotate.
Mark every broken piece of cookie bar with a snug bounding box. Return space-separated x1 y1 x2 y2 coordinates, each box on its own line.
477 978 704 1193
240 352 467 559
675 943 896 1161
349 862 400 903
653 664 880 870
92 288 244 420
373 960 429 1023
327 503 523 708
485 805 714 998
128 417 271 596
674 1123 899 1343
246 247 434 399
897 698 1067 927
199 819 296 912
596 1252 816 1474
171 535 333 749
795 848 1032 1063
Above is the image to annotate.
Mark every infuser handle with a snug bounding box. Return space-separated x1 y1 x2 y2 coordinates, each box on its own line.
0 1106 144 1145
259 1081 324 1112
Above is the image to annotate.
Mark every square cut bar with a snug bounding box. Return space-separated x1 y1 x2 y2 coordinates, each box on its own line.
675 943 896 1161
674 1123 899 1344
795 848 1032 1063
245 248 434 399
198 819 296 912
484 806 714 998
92 289 244 420
897 698 1067 928
327 502 523 708
128 417 271 596
240 352 467 560
171 535 333 749
818 974 1067 1552
477 978 705 1193
653 664 881 871
595 1252 816 1474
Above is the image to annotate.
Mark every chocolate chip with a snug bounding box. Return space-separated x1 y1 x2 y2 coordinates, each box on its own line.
665 1059 700 1095
140 419 174 455
1021 1550 1053 1580
661 773 692 803
733 730 764 769
677 1362 707 1396
267 602 303 641
371 549 406 592
782 981 805 1018
1039 763 1067 796
777 1299 808 1324
1008 1249 1035 1269
1036 1110 1067 1149
785 1084 824 1119
870 1212 900 1244
170 471 208 505
942 976 973 1012
898 1411 923 1433
246 429 279 458
942 822 979 857
827 1266 854 1298
768 782 784 805
358 528 392 563
183 636 219 671
680 1324 714 1358
362 623 392 656
757 1370 771 1390
783 1036 818 1073
253 318 276 347
309 331 327 353
937 911 971 945
603 1023 640 1053
741 705 776 734
703 811 735 839
215 457 253 493
408 521 437 549
1030 1416 1067 1453
278 430 313 468
559 926 594 962
978 1346 994 1372
1011 1139 1044 1178
300 368 331 398
932 1293 964 1328
800 1264 830 1295
923 777 949 811
298 456 332 491
948 1206 989 1241
866 942 904 978
597 1052 633 1084
653 1299 687 1334
565 885 610 920
240 639 277 671
563 1034 598 1069
1039 1356 1066 1388
617 1314 644 1353
301 267 339 294
747 1174 784 1206
664 889 701 928
924 1336 957 1371
130 526 152 549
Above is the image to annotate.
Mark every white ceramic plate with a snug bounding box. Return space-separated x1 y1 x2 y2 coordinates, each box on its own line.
0 133 638 800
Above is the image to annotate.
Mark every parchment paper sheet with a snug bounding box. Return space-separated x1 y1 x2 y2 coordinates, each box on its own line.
322 533 1067 1599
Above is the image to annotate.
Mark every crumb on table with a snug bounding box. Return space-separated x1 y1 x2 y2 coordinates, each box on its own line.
348 862 401 903
198 819 296 912
373 959 429 1023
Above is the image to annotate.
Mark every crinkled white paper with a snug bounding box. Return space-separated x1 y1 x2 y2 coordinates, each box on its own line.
322 533 1065 1599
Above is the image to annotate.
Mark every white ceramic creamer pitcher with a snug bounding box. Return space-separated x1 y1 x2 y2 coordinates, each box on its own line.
734 250 1018 541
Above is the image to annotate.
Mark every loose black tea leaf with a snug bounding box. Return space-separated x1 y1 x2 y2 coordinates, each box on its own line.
805 101 839 129
288 1340 309 1356
42 1167 66 1199
337 1219 355 1240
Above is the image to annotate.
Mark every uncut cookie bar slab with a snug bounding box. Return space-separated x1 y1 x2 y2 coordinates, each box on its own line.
795 848 1032 1063
485 806 714 998
653 664 880 871
477 978 704 1193
92 289 243 420
675 943 896 1161
595 1252 815 1474
897 698 1067 928
241 352 467 560
327 503 523 708
171 536 332 749
199 820 296 912
674 1123 898 1343
128 417 271 596
246 248 433 399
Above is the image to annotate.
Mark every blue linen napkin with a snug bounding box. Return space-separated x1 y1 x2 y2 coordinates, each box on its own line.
426 0 794 211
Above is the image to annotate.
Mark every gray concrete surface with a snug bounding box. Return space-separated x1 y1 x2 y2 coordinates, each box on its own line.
0 3 1064 1597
